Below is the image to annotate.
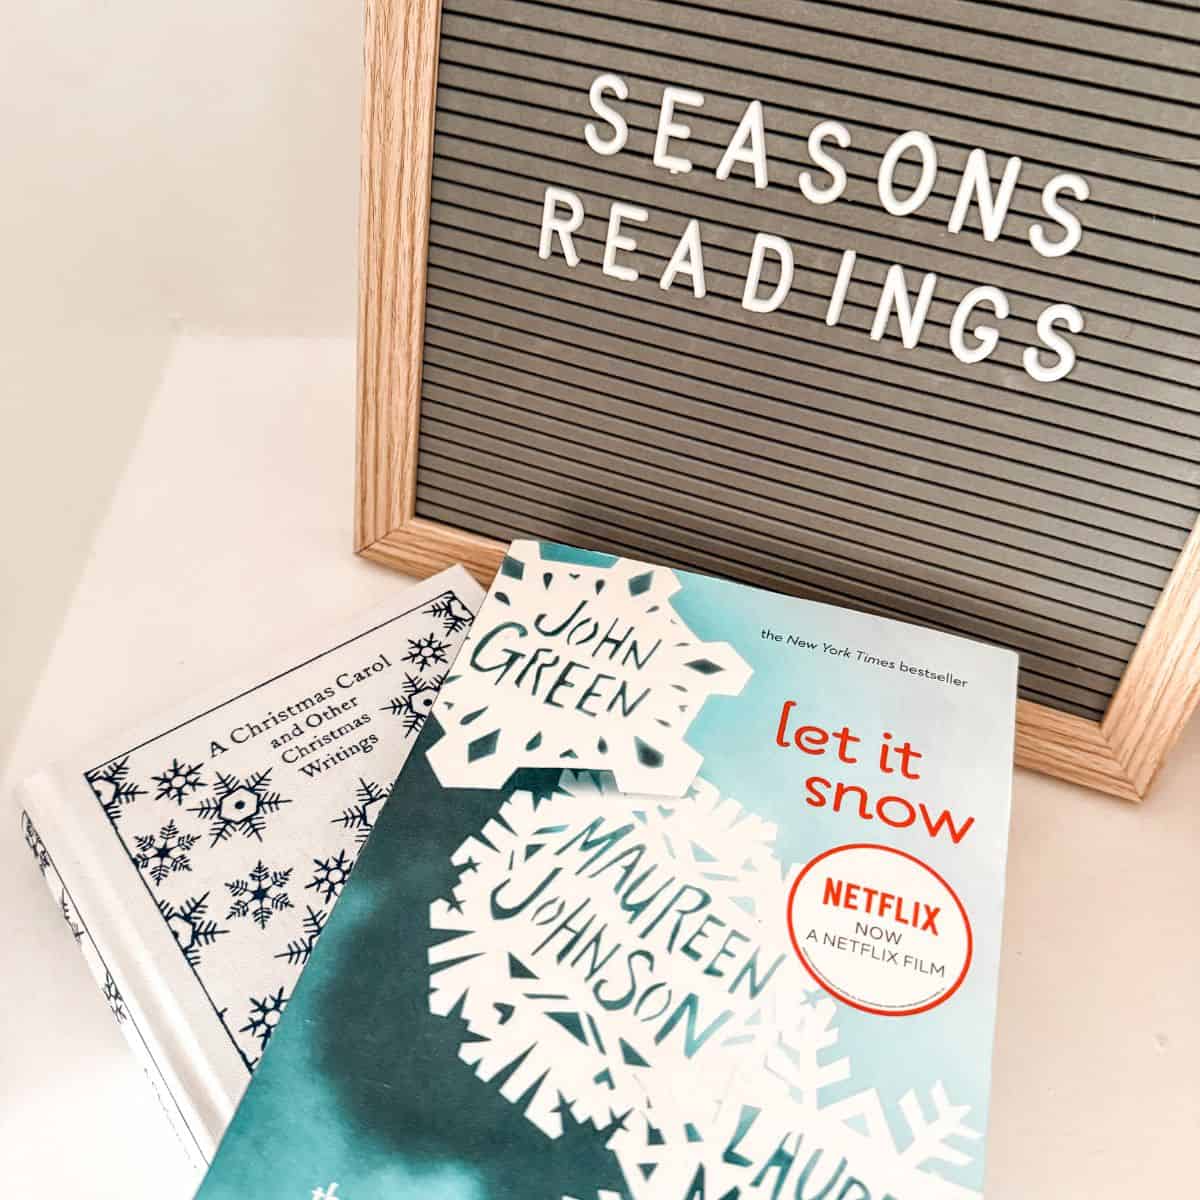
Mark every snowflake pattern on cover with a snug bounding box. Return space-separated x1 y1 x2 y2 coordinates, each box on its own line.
430 769 984 1200
22 811 50 874
83 588 476 1071
20 812 143 1073
428 543 751 797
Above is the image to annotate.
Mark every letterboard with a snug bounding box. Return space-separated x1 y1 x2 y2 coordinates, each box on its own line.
356 0 1200 797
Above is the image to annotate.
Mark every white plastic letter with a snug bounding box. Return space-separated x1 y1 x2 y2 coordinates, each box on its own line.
878 131 938 217
716 99 769 189
870 264 938 348
948 148 1022 241
949 285 1010 364
1023 303 1084 382
825 249 857 326
602 201 649 282
1030 174 1089 259
800 120 850 205
539 187 584 266
742 234 794 314
660 218 708 298
654 86 704 176
585 73 629 157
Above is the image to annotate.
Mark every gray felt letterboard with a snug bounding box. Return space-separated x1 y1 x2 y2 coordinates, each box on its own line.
412 0 1200 721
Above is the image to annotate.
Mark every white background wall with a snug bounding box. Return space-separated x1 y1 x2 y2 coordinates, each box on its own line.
0 2 363 761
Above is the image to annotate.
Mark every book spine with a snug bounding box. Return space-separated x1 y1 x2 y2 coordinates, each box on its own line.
18 806 209 1175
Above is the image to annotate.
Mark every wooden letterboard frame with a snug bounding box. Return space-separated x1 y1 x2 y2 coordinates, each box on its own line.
355 0 1200 802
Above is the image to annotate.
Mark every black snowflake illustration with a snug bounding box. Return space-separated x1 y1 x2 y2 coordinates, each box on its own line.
226 860 293 929
152 757 205 804
22 812 49 874
381 672 444 736
306 849 354 904
157 892 228 966
331 778 388 847
274 905 328 966
103 971 127 1024
241 987 288 1049
403 632 450 671
134 820 200 886
425 594 473 636
60 890 84 942
86 756 145 822
189 768 291 845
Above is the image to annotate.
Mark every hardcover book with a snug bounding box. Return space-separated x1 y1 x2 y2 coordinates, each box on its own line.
197 541 1017 1200
12 567 483 1172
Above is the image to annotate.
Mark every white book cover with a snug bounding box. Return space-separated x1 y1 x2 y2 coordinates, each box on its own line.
11 565 483 1175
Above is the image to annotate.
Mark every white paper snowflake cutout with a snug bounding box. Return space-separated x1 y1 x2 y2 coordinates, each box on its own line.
428 766 985 1200
429 771 797 1147
428 542 751 797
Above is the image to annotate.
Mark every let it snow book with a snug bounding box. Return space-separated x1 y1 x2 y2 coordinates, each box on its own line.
13 567 482 1171
197 540 1017 1200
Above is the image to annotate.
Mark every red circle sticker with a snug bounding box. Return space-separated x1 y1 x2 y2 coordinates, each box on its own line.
786 843 973 1017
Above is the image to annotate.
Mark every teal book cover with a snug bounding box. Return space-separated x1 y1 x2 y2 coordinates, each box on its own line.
196 540 1017 1200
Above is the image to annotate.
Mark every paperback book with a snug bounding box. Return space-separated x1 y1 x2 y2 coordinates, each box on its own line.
13 567 483 1171
197 540 1017 1200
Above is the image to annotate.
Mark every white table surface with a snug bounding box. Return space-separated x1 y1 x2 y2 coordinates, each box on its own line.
2 335 1196 1197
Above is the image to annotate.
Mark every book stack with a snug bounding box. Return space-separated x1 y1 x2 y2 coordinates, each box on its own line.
17 542 1018 1200
191 540 1017 1200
